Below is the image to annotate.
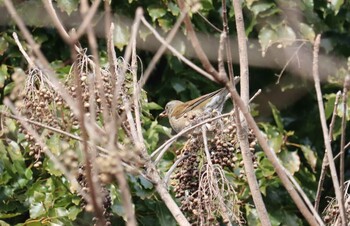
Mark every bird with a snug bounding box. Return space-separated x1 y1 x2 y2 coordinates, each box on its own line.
159 88 230 133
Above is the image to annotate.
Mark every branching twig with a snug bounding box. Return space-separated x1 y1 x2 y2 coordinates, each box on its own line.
140 16 216 82
140 7 187 87
176 0 226 83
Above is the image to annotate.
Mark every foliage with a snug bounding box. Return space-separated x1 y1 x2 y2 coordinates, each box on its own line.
0 0 350 225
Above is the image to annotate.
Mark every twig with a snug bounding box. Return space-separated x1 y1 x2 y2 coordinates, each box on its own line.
232 0 249 104
231 0 270 224
42 0 71 43
71 44 106 226
140 16 216 82
131 17 144 146
275 42 306 84
140 7 187 87
163 155 188 186
314 91 341 211
5 0 81 119
225 79 318 226
312 34 346 225
12 32 35 67
176 0 226 83
81 0 110 128
74 0 102 40
284 167 325 225
151 111 234 163
340 76 350 192
201 126 232 225
249 89 261 103
3 99 88 202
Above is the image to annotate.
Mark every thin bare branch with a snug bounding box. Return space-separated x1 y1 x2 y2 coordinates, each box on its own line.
176 0 227 83
230 0 270 224
141 16 217 82
152 111 234 163
140 7 187 87
74 0 102 40
312 34 346 225
42 0 71 43
225 82 318 226
163 155 188 186
340 76 350 192
284 167 324 225
315 91 341 211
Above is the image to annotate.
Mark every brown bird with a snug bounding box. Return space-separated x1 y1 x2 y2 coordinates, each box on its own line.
159 88 230 133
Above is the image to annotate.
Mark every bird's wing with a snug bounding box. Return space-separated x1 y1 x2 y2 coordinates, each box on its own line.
173 88 227 119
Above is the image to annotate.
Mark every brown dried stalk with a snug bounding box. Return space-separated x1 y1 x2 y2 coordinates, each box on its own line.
312 34 346 225
230 1 271 225
314 91 341 211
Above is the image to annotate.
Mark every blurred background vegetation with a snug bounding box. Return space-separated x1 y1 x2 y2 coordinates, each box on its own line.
0 0 350 225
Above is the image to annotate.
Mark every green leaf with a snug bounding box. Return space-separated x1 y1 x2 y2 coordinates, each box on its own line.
171 78 186 93
246 0 259 8
158 18 173 32
29 202 45 218
250 2 274 16
258 26 277 56
168 2 180 16
259 158 275 177
269 133 283 153
67 206 81 220
324 93 336 119
139 176 153 189
276 25 296 46
56 0 79 15
0 220 10 226
0 64 8 88
279 149 300 175
299 23 315 42
300 145 317 171
113 23 130 51
143 102 163 111
269 102 283 132
329 0 344 15
147 5 167 22
0 37 9 55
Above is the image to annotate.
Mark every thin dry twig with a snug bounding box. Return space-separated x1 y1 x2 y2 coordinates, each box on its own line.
283 167 324 225
340 76 350 192
225 78 319 226
163 155 188 186
314 91 342 211
312 34 347 225
176 0 226 83
42 0 71 43
200 126 233 225
4 0 80 118
140 7 187 87
140 16 216 82
230 0 270 224
275 42 306 84
152 111 234 163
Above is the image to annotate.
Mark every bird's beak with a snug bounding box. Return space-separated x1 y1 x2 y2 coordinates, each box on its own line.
159 110 168 118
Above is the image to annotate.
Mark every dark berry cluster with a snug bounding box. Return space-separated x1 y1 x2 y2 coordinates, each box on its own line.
171 115 257 225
